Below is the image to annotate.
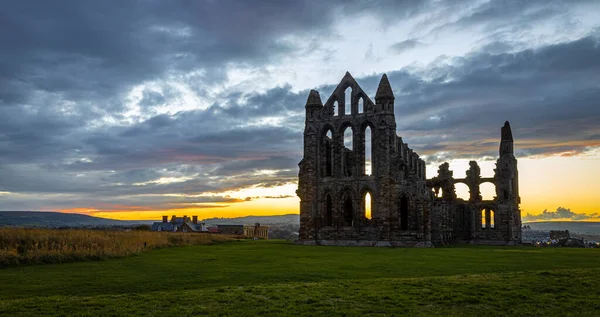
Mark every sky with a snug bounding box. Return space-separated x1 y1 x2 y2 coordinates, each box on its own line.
0 0 599 222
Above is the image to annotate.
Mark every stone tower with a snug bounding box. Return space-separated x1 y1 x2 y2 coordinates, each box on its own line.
493 121 522 243
297 72 432 247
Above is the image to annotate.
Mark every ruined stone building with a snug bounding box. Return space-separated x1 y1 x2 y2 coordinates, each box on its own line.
243 223 270 239
296 72 521 247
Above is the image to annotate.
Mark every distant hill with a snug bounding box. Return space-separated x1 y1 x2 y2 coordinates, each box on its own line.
524 221 600 234
0 211 151 228
4 212 597 234
0 211 299 228
201 214 299 225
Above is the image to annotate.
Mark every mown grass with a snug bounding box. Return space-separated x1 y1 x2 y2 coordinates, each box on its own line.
0 240 599 316
0 228 231 267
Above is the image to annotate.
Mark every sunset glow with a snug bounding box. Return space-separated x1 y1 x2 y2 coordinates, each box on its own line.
58 150 600 222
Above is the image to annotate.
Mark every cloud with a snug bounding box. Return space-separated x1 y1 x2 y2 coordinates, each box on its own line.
2 34 600 210
263 195 295 199
389 39 424 54
385 34 600 159
0 189 250 213
0 1 599 214
523 207 600 222
2 35 599 199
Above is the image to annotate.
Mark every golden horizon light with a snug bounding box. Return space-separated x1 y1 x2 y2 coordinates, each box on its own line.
49 151 600 222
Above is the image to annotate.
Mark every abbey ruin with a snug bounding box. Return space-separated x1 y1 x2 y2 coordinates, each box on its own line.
296 72 522 247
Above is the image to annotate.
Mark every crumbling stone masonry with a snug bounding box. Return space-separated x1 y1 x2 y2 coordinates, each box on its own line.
296 72 522 247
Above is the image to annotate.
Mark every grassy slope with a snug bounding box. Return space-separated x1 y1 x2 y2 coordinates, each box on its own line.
0 240 599 316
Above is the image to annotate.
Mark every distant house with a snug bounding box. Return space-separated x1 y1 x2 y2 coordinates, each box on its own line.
151 221 178 232
151 215 208 233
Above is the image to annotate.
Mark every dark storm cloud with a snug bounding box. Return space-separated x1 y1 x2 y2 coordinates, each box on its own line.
0 100 86 164
96 30 600 192
421 0 597 42
0 83 307 170
0 0 350 105
3 33 600 202
0 190 248 212
0 0 363 170
1 0 457 112
381 34 600 159
442 0 563 29
298 34 600 161
0 80 308 197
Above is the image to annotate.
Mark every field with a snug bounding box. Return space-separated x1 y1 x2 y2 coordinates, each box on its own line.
0 228 231 267
0 240 599 316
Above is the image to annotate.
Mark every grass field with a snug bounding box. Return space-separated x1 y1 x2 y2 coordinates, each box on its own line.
0 228 231 267
0 240 599 316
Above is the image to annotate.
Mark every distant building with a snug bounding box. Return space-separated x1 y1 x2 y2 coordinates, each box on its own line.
243 223 269 239
151 216 269 239
151 215 208 233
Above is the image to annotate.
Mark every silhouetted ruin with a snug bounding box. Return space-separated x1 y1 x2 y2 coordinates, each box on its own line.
296 72 521 247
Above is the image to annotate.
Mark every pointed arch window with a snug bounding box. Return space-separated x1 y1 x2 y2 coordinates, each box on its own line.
334 100 340 116
364 126 372 176
344 86 352 115
358 97 364 113
481 209 486 229
342 126 354 177
323 130 334 177
364 191 372 220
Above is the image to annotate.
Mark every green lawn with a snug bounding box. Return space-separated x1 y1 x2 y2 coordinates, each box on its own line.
0 240 599 316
